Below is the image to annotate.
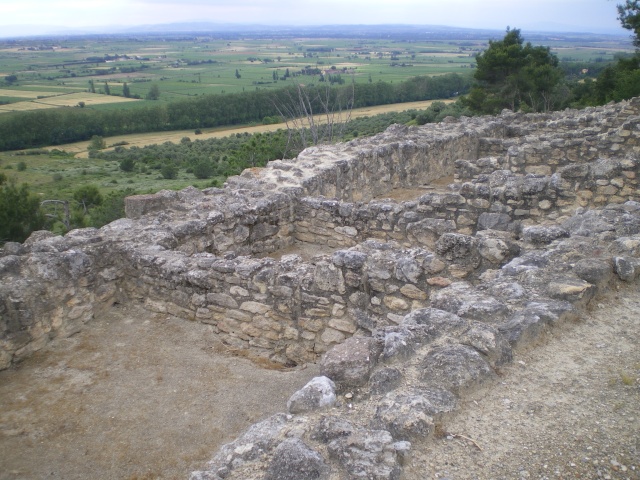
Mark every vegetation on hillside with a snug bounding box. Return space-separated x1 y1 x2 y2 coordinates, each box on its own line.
0 174 44 243
0 74 469 151
1 4 639 244
569 0 640 105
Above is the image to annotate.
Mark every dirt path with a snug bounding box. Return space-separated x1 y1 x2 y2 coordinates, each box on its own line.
0 302 318 480
405 283 640 480
44 99 453 157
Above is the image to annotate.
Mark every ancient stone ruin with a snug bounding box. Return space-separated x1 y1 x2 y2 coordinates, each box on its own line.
1 98 639 479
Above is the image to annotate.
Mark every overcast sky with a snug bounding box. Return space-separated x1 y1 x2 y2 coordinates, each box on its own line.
0 0 629 36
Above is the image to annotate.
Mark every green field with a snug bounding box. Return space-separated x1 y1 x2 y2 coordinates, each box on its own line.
0 30 633 113
0 27 634 237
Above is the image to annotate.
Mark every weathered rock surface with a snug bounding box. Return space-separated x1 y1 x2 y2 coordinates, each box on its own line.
2 97 640 479
287 376 337 414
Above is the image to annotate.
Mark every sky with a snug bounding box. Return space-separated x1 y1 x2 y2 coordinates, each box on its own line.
0 0 630 36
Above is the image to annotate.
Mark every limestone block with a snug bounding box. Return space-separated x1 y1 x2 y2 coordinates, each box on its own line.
399 284 428 300
328 317 357 334
240 322 263 337
145 298 167 313
305 307 331 318
320 328 346 345
226 309 253 322
383 296 409 311
196 307 212 320
299 317 325 332
240 301 271 314
229 286 250 297
320 336 381 387
426 276 452 288
207 293 239 309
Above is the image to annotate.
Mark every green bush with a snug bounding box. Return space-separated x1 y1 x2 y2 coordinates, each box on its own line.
160 163 178 179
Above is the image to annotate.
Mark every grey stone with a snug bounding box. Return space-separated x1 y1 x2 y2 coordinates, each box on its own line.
287 376 337 414
372 388 456 440
264 438 330 480
421 344 495 394
573 258 613 286
369 367 403 395
332 250 368 269
498 300 578 346
460 323 512 367
613 256 637 282
523 225 569 245
477 212 512 231
320 336 382 387
327 427 405 480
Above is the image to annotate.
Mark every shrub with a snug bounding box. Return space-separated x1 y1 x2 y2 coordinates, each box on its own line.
160 163 178 179
119 157 135 172
193 160 214 179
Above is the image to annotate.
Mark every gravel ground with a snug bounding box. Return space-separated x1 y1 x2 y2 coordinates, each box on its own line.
0 283 638 480
404 282 640 480
0 302 318 480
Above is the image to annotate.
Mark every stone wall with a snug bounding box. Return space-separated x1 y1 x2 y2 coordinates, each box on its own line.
1 97 639 372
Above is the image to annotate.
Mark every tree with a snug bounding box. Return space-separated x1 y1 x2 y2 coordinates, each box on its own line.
103 82 111 95
235 69 241 79
4 74 17 84
272 80 355 155
89 188 135 228
88 80 95 93
618 0 640 47
462 28 563 114
160 162 178 179
73 185 103 214
119 157 135 172
193 160 214 179
88 135 106 151
0 179 44 243
146 84 160 100
576 2 640 105
122 82 131 98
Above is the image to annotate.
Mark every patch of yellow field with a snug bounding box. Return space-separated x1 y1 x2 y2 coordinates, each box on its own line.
34 92 140 107
0 88 62 98
0 102 58 112
20 85 84 91
0 92 140 114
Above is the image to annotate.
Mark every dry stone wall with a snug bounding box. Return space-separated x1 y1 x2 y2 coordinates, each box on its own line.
1 97 640 479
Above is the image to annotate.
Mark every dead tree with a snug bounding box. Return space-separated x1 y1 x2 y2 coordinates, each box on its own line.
40 200 70 231
273 79 355 157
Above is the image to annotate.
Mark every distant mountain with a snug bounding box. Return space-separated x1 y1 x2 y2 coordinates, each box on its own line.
0 22 630 40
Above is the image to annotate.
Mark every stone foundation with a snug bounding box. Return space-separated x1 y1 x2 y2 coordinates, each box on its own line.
1 97 640 480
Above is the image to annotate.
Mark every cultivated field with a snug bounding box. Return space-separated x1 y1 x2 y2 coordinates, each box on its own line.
0 92 139 113
0 28 632 111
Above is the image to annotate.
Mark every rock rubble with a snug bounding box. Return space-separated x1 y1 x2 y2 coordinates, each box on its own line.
1 97 639 479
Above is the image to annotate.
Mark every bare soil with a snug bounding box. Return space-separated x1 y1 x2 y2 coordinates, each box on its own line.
405 282 640 480
0 302 318 480
0 283 637 480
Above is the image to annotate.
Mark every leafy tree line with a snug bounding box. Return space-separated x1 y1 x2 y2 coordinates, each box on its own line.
91 100 469 175
461 2 640 115
569 1 640 105
0 173 44 243
0 73 470 151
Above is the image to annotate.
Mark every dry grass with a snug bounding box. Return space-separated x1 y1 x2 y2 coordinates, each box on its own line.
0 88 61 98
0 92 140 114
